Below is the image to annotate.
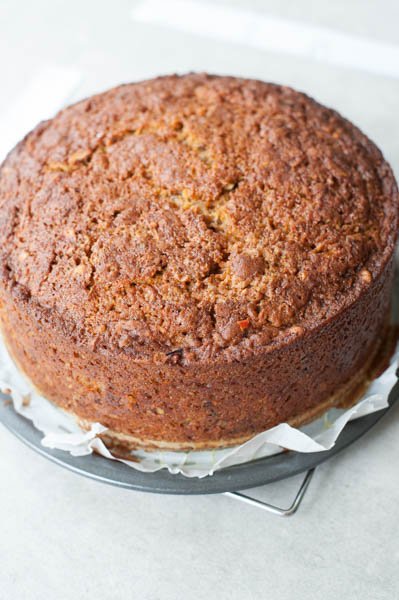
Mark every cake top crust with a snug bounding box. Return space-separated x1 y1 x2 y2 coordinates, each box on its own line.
0 73 398 362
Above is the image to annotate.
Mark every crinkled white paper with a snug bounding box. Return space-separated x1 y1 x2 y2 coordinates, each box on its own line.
1 337 397 478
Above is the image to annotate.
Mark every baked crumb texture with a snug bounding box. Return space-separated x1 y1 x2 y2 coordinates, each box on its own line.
0 74 398 448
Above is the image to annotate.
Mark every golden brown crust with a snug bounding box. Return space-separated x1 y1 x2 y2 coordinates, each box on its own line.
0 73 398 449
0 74 398 362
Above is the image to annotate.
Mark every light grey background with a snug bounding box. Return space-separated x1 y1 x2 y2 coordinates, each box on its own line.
0 1 399 598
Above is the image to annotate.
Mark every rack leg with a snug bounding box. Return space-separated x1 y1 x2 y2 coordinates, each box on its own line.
224 468 315 516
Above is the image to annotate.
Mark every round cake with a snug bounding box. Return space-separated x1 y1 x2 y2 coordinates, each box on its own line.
0 73 398 451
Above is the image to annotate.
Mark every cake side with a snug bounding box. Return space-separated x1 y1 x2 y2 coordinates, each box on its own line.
0 253 394 449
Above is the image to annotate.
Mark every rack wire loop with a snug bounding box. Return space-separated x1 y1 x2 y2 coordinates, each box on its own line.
224 468 315 516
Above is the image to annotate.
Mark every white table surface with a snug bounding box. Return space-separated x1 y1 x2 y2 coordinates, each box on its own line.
1 1 399 598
